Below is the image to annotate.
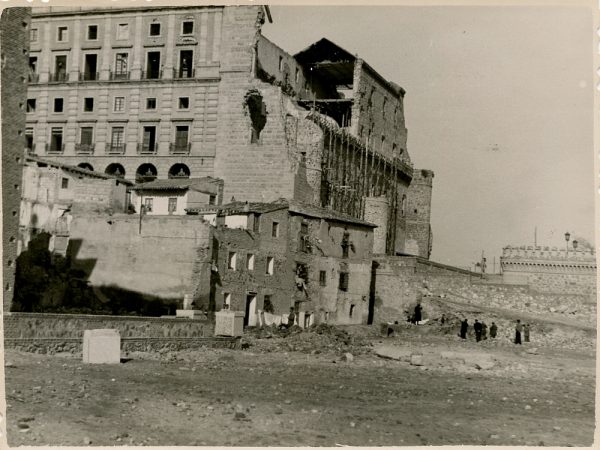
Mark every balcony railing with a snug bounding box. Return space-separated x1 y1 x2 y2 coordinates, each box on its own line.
48 72 68 83
141 69 163 80
45 143 65 155
106 143 126 155
137 143 157 155
172 68 195 79
109 71 130 81
75 143 95 155
79 72 99 81
28 73 39 83
169 142 191 155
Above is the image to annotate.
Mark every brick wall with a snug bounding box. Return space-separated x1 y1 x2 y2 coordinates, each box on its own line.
68 214 213 303
2 7 31 312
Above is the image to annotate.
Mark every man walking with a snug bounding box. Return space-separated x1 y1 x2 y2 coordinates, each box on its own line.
490 322 497 339
460 319 468 339
474 319 483 342
514 319 523 345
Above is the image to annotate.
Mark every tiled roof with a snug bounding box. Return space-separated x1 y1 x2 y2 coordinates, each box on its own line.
288 200 377 228
26 155 135 185
131 177 222 194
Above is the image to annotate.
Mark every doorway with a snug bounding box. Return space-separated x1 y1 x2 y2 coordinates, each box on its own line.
146 51 161 79
84 54 98 80
244 293 257 327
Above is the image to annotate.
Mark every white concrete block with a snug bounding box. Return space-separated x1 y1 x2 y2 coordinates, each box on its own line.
83 329 121 364
215 311 244 337
176 309 204 319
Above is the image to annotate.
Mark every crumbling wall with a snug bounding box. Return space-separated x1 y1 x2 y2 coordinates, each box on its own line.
68 214 213 302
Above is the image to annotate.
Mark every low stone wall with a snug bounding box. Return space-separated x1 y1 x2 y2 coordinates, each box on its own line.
3 312 230 354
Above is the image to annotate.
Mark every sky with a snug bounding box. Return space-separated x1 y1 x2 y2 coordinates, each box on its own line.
262 5 595 271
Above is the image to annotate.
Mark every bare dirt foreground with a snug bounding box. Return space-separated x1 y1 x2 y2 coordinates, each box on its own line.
5 324 596 447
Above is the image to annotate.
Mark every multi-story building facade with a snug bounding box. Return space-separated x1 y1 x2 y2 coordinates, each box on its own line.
26 5 434 257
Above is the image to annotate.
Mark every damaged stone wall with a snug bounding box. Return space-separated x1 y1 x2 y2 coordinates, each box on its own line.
68 214 213 303
405 169 434 258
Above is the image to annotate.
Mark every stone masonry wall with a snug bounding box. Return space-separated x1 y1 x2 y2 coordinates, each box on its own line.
2 7 31 312
405 168 434 258
68 214 213 303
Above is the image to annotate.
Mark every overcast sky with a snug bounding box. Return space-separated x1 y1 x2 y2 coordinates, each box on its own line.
263 5 595 270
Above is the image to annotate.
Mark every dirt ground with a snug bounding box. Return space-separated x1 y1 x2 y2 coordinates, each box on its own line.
5 323 595 447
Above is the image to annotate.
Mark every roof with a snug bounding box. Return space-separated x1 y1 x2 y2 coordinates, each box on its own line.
131 177 222 194
25 155 134 185
189 198 377 228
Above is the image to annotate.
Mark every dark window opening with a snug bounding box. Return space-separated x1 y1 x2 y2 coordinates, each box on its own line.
209 195 216 205
178 50 193 78
341 230 350 258
245 90 267 143
168 163 190 179
115 53 128 77
349 304 355 318
57 26 68 41
319 270 327 286
263 295 274 313
53 98 63 113
149 23 161 36
50 128 63 153
136 163 157 183
253 214 261 233
26 98 36 112
54 55 67 81
296 263 308 285
28 56 37 81
83 53 98 80
61 177 69 189
146 97 157 109
25 129 34 151
141 126 157 153
299 222 310 253
178 97 189 109
182 21 194 35
339 272 349 291
83 97 94 112
272 221 279 238
87 25 98 40
146 51 161 79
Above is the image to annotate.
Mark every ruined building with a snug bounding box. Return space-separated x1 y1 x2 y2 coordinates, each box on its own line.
25 5 434 258
2 7 31 312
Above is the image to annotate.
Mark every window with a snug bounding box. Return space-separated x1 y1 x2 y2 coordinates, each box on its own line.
83 97 94 112
178 97 189 109
209 195 216 206
26 98 36 112
278 56 283 71
339 272 349 291
168 198 177 214
30 28 38 42
110 127 124 147
57 26 68 42
145 51 161 79
228 252 237 270
143 198 153 213
295 67 300 83
178 50 194 78
54 55 67 81
80 127 93 145
50 128 63 152
25 128 34 151
146 98 157 110
83 54 98 80
299 222 309 252
296 263 308 284
116 23 129 40
182 20 194 35
319 270 327 286
246 253 255 271
349 304 355 318
61 178 69 189
114 97 125 112
266 256 274 275
392 143 397 155
223 293 231 309
115 53 128 76
263 295 274 313
53 98 63 113
87 25 98 40
149 22 161 36
272 221 279 238
342 230 350 258
252 214 261 233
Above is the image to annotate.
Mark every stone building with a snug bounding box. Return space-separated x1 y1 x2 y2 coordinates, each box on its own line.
191 199 376 326
25 5 434 258
500 245 597 296
19 155 132 254
2 7 31 311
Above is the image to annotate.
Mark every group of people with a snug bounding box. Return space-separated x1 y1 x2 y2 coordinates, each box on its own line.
459 318 530 344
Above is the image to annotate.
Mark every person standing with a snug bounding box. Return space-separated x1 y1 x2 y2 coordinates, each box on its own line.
524 323 530 343
514 319 523 345
414 302 423 325
460 319 468 339
489 322 497 339
474 319 483 342
481 321 488 340
287 307 296 328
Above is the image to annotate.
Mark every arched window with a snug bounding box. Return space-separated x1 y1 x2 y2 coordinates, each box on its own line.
136 163 157 183
105 163 126 178
168 163 190 179
77 162 94 171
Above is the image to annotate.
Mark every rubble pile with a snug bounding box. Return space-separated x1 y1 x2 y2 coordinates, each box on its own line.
245 323 372 355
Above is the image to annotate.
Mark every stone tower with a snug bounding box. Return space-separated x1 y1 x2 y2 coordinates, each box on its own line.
405 169 434 258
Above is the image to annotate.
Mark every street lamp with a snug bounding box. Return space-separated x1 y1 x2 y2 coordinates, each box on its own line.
565 231 570 256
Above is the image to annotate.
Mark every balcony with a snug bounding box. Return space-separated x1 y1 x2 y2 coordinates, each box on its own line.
106 143 126 155
169 142 191 155
75 143 95 155
45 143 65 155
172 68 195 79
137 143 158 155
141 69 163 80
28 73 39 83
48 72 68 83
109 71 130 81
79 72 99 82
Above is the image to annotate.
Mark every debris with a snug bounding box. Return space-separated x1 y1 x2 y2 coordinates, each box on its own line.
410 354 424 366
524 405 532 410
342 353 354 362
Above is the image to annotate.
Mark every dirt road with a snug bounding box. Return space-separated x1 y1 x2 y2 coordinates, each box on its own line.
5 326 595 447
